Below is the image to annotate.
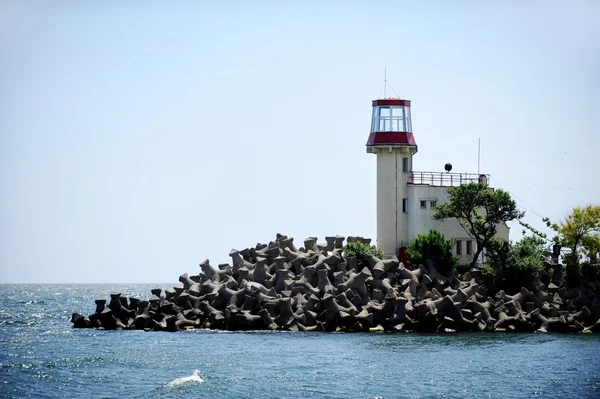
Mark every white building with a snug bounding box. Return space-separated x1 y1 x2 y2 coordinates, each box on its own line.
366 97 509 265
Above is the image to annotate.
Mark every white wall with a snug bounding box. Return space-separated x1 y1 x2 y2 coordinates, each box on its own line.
407 184 510 265
375 149 398 256
371 146 415 256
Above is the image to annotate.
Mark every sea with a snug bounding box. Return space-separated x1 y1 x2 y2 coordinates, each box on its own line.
1 284 599 399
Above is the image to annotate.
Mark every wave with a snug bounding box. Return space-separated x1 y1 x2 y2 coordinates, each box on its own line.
165 370 203 387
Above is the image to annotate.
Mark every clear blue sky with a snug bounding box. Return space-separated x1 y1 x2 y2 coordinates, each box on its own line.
1 1 598 283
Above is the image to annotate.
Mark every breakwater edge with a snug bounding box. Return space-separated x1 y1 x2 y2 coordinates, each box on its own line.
72 234 600 333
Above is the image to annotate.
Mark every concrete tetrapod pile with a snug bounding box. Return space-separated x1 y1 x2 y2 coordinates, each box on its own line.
71 234 600 333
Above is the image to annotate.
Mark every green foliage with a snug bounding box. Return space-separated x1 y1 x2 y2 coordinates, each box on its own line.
484 238 512 271
542 266 555 286
565 256 582 288
504 236 545 292
433 182 523 266
343 241 385 267
581 262 600 281
518 219 557 245
479 263 501 289
482 236 545 294
455 264 472 275
558 205 600 258
407 230 458 275
582 234 600 265
371 246 385 260
511 236 546 272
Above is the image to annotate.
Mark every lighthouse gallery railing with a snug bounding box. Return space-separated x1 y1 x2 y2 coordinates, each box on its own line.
409 171 489 187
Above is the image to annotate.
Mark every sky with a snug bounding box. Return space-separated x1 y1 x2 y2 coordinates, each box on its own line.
1 1 598 283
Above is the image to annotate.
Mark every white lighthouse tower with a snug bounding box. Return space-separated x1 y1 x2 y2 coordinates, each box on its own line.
366 98 417 256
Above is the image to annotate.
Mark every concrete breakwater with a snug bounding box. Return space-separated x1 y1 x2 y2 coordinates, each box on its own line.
72 234 600 333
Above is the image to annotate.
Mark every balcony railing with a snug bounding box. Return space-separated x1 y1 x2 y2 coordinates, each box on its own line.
409 171 489 187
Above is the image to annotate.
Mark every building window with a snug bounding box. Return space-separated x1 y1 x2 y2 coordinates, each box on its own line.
420 200 427 209
430 200 437 208
402 157 409 172
456 240 463 255
402 198 408 213
466 240 473 255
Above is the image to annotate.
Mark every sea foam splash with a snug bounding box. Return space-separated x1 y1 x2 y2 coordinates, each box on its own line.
166 370 203 387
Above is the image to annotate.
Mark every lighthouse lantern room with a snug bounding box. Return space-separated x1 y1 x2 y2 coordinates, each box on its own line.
367 98 416 150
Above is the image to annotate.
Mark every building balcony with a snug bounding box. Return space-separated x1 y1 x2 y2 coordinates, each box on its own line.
409 171 489 187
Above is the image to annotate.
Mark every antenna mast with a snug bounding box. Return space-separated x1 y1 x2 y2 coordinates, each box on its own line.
384 67 387 98
477 138 481 175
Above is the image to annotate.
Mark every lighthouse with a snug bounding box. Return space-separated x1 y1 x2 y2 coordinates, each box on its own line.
366 98 416 256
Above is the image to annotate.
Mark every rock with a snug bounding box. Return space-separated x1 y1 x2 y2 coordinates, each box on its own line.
70 233 600 335
71 313 91 328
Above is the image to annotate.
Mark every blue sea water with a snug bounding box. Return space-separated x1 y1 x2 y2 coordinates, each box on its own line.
1 284 599 399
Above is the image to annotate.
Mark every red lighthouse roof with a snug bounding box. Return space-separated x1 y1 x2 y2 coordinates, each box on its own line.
366 97 417 150
372 98 411 107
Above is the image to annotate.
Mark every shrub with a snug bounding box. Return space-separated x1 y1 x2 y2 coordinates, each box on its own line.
371 246 385 260
479 263 501 290
565 256 581 288
581 262 600 281
541 267 554 285
510 236 545 273
485 236 544 293
407 230 458 275
455 264 472 275
343 241 385 268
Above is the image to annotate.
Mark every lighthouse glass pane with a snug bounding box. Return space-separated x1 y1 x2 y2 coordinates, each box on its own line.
379 117 391 132
391 107 404 118
379 107 391 117
371 108 378 132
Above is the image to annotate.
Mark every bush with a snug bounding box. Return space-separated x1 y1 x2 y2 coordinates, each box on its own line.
565 256 581 288
343 241 385 268
479 263 501 290
510 236 545 273
581 262 600 281
541 267 554 285
485 238 511 270
485 236 544 294
558 249 600 288
455 264 473 275
407 230 458 275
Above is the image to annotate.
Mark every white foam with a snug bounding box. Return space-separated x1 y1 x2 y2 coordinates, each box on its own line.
166 370 203 387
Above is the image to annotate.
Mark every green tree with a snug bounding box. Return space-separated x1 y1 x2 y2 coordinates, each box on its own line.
407 230 458 275
557 205 600 258
582 235 600 265
433 182 523 267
